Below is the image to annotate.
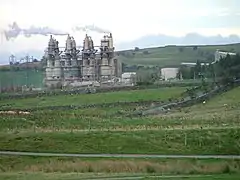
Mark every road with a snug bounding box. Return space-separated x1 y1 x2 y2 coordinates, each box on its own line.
1 151 240 159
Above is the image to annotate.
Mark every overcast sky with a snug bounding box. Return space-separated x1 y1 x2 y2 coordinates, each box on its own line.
0 0 240 53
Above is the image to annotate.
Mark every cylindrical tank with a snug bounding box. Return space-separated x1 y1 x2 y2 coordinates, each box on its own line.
54 39 59 48
83 34 89 50
89 37 94 50
71 37 76 49
48 35 55 55
54 40 59 54
48 35 54 46
108 33 113 49
101 35 109 48
66 35 72 52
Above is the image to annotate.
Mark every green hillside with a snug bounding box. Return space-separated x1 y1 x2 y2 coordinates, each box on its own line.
118 43 240 67
0 69 44 88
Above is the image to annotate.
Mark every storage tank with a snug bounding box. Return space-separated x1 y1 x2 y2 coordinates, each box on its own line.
83 34 89 50
66 35 72 52
48 35 55 55
71 37 76 49
161 68 179 80
101 35 109 47
108 33 113 49
89 36 94 50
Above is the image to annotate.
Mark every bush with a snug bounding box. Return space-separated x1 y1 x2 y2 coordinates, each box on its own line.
193 46 198 50
143 50 149 55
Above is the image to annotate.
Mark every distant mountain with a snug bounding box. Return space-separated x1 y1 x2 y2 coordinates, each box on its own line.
1 33 240 65
116 33 240 50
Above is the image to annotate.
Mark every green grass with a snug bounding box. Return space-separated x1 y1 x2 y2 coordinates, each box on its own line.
0 87 185 109
0 173 240 180
1 86 240 176
119 43 240 67
1 87 239 132
0 69 43 88
1 129 239 155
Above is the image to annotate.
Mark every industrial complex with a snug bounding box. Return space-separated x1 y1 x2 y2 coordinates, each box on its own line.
44 33 122 88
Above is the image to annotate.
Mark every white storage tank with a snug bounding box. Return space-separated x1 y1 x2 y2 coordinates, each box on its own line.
83 34 89 50
71 37 76 49
161 68 179 80
108 33 113 49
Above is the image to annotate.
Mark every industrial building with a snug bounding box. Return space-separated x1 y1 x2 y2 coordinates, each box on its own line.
214 49 236 63
180 62 210 67
44 33 122 88
121 72 136 85
161 68 179 80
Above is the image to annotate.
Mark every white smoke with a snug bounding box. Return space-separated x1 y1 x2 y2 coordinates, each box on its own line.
2 22 111 41
4 22 68 41
72 24 110 33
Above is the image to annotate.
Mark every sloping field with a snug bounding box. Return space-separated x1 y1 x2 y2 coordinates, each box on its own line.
0 86 240 177
0 87 184 109
119 43 240 67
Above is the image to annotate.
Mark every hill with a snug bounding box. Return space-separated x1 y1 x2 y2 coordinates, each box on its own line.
118 43 240 67
116 33 240 50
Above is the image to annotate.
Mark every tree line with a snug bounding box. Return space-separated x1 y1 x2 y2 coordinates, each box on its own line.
178 53 240 84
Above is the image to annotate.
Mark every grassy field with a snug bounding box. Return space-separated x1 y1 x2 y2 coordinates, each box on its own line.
119 43 240 67
0 87 184 109
0 69 43 88
0 86 240 178
0 173 240 180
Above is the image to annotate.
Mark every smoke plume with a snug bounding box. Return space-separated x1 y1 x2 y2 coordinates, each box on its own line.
73 24 110 33
4 22 68 41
